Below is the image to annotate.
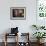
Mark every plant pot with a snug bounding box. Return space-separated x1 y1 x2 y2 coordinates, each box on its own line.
37 39 45 44
37 39 40 43
40 38 45 43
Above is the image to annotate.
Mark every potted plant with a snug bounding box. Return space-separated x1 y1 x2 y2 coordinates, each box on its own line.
33 32 46 43
32 24 45 30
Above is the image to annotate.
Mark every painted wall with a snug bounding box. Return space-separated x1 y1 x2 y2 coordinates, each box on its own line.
0 0 37 42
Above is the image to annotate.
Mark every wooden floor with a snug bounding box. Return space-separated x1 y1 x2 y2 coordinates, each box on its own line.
0 42 46 46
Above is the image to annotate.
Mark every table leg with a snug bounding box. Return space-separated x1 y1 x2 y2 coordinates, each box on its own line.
4 34 7 46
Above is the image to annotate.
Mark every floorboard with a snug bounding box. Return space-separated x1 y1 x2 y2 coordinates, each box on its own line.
0 42 46 46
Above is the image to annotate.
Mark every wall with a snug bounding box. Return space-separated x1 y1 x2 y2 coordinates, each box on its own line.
0 0 36 42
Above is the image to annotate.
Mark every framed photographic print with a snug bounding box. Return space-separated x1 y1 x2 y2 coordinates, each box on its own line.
10 7 26 20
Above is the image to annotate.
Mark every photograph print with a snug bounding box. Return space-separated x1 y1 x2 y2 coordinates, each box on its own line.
10 7 26 20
